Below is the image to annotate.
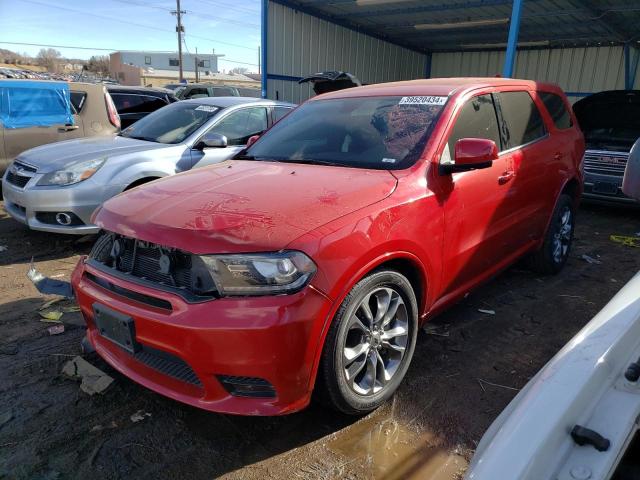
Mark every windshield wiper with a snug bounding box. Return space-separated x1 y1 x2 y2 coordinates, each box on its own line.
235 154 256 160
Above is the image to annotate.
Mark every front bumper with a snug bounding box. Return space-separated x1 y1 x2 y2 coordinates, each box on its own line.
1 175 106 234
71 258 333 415
583 172 638 205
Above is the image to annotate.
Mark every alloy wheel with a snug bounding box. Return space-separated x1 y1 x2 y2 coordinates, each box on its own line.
342 287 409 396
552 206 572 264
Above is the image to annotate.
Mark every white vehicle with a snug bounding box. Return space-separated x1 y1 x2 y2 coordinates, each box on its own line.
466 141 640 480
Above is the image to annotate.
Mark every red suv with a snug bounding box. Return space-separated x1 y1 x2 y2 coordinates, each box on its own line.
72 78 584 415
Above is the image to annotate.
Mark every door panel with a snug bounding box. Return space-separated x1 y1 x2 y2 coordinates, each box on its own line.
440 93 522 297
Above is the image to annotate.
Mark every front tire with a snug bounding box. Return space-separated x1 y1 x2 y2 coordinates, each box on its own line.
527 194 575 274
316 270 418 415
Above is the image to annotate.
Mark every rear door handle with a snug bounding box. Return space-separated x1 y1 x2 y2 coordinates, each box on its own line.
498 171 515 184
554 152 563 161
58 125 79 132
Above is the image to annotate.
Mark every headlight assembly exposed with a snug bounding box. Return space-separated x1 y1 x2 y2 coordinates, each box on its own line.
38 158 106 186
195 251 317 296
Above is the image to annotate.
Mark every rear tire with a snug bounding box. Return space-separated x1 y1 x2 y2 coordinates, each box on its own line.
316 270 418 415
526 194 575 274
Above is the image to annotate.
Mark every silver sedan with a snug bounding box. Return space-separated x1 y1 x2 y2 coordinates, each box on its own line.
2 97 295 234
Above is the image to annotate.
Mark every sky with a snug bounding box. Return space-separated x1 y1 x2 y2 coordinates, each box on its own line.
0 0 261 72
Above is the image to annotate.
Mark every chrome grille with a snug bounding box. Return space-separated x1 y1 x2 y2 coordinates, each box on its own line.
583 150 629 177
5 160 37 188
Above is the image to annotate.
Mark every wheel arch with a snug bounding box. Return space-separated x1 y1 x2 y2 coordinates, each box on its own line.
307 250 430 394
124 175 163 191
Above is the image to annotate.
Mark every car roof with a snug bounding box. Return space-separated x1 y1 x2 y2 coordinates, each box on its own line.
313 77 564 101
180 96 295 108
107 85 176 96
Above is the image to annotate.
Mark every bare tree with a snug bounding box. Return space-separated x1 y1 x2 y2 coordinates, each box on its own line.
36 48 61 71
87 55 110 75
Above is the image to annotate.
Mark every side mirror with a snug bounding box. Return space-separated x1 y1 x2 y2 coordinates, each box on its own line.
199 132 228 149
440 138 498 174
622 139 640 201
247 134 260 147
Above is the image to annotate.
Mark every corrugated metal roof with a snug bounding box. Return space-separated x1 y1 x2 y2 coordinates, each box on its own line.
275 0 640 52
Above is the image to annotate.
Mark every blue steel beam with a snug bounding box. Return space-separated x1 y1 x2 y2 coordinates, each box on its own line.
503 0 524 78
261 0 268 98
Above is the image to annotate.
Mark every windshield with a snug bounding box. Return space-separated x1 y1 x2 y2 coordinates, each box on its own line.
244 95 447 169
119 102 219 144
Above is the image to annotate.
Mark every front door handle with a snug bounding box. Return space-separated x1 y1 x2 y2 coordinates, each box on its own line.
554 152 563 161
58 125 79 132
498 171 515 184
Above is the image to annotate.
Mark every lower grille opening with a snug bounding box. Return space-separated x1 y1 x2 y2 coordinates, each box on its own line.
6 171 31 188
135 345 202 388
85 272 173 311
217 375 276 398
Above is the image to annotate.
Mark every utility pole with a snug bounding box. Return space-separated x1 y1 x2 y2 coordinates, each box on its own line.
171 0 186 82
194 47 199 83
257 46 260 74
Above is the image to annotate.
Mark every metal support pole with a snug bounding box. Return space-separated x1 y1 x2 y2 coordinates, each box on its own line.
502 0 524 78
424 52 432 78
261 0 268 98
625 43 631 90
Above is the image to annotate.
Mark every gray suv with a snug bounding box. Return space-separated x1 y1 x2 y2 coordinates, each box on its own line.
2 97 295 234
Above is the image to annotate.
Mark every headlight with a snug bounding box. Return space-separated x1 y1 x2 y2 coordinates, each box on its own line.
196 251 317 296
38 158 106 186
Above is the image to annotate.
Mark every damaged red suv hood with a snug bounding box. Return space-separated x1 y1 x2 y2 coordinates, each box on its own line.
95 160 397 254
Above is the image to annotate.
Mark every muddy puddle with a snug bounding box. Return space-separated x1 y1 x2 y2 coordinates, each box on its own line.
328 414 467 480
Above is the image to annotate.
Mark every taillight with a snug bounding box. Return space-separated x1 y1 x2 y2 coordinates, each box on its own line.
104 91 121 129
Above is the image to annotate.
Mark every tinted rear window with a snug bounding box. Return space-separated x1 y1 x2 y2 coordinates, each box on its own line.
111 94 168 114
540 92 572 130
498 91 546 148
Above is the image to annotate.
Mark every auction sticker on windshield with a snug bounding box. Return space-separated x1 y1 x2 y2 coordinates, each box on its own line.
399 96 447 106
195 105 218 112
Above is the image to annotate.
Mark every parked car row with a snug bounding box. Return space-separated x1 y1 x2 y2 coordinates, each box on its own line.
2 96 294 233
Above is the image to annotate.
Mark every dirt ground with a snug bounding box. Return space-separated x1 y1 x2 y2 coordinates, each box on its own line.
0 201 638 480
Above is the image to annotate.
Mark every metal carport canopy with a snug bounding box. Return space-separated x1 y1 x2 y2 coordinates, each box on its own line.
261 0 640 101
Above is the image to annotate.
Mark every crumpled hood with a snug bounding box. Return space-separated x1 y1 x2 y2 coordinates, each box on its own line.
17 135 172 172
96 160 397 254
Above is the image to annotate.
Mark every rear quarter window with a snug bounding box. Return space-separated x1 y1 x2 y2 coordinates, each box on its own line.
498 91 547 148
539 92 572 130
70 91 87 114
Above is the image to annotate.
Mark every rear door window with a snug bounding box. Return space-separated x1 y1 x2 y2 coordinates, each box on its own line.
185 87 209 99
445 94 501 161
498 91 547 148
212 86 235 96
539 92 572 130
273 106 293 123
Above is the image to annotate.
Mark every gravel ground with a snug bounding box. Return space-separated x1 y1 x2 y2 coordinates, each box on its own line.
0 201 638 480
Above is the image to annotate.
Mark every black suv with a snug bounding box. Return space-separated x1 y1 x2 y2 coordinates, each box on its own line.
107 86 178 128
169 83 240 100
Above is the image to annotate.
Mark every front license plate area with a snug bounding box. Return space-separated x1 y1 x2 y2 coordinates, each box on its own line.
593 181 618 195
93 303 139 354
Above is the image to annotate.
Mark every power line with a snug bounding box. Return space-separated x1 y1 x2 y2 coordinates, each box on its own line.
16 0 257 51
196 0 259 16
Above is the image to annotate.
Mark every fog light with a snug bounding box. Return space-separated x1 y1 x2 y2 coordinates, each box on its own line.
56 212 72 225
217 375 276 398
